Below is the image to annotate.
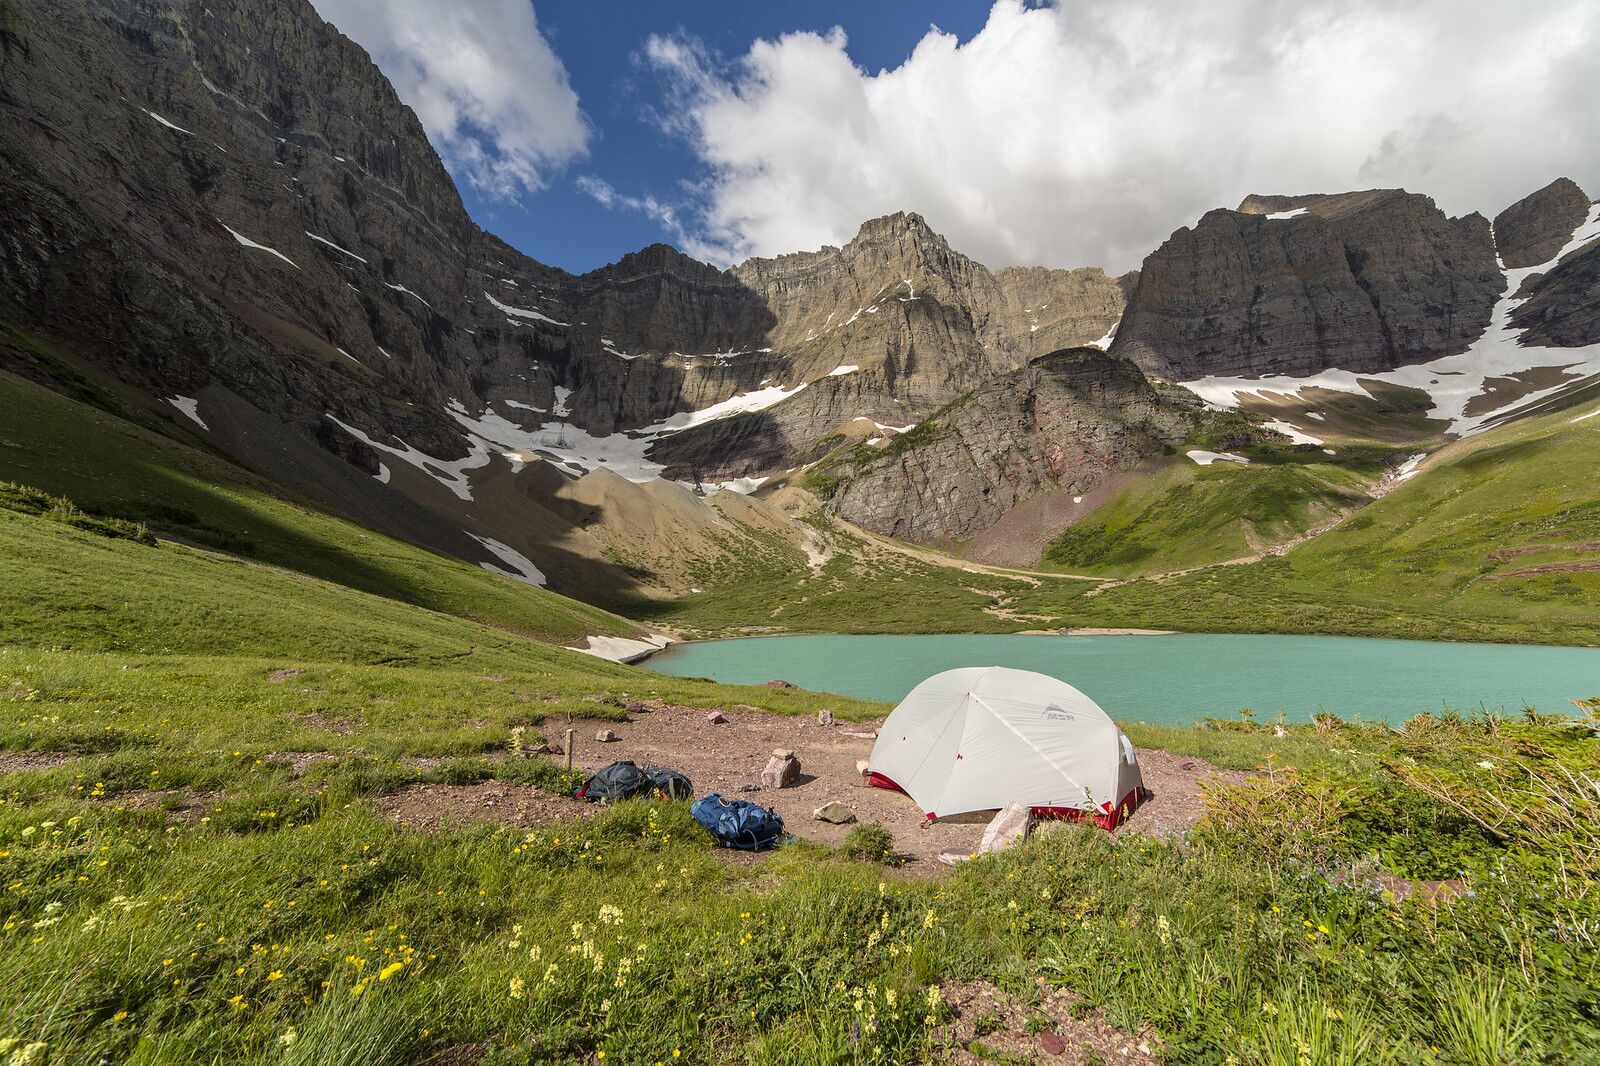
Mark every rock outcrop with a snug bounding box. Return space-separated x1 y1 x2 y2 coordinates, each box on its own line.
1493 178 1591 270
1498 179 1599 350
1510 237 1600 348
822 348 1206 541
644 214 1133 483
1112 190 1502 380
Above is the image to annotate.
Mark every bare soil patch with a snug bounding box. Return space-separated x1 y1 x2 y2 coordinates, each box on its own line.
1492 559 1600 579
109 789 225 823
300 711 358 735
934 979 1158 1064
0 751 82 773
1112 748 1248 839
365 707 1240 869
381 781 602 832
266 750 342 776
535 707 1237 872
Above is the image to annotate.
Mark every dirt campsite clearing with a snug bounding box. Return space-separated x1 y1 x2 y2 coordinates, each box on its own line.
381 704 1244 872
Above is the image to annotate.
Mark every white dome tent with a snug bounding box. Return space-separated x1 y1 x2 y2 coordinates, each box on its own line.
867 667 1145 830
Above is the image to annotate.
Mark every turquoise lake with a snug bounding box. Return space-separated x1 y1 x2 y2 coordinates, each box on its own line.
645 634 1600 725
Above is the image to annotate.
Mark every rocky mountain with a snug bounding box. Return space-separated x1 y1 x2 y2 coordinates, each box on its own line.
646 213 1132 483
1111 190 1503 380
817 347 1209 542
2 0 1595 596
1493 178 1592 270
1504 180 1600 348
0 0 1124 599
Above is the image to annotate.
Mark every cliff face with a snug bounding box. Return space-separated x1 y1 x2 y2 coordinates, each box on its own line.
1500 180 1599 349
821 349 1204 542
0 0 1141 591
1112 190 1502 380
0 0 1128 482
1510 239 1600 348
643 213 1133 482
1493 178 1592 270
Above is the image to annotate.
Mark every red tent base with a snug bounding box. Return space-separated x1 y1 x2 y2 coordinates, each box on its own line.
1031 786 1146 831
867 771 1146 832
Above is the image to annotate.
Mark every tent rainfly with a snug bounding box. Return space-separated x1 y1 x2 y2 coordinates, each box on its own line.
867 666 1144 830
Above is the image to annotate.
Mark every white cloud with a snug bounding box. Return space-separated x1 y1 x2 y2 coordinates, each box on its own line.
645 0 1600 272
575 175 692 245
310 0 588 199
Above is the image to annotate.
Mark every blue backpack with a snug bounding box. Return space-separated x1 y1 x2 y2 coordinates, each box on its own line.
691 793 786 851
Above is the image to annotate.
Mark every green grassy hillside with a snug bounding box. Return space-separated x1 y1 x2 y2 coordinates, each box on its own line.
1069 400 1600 643
1041 455 1376 577
0 364 632 646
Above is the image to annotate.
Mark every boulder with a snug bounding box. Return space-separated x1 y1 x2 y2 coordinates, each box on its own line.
595 729 619 743
979 803 1033 855
813 801 857 824
705 711 728 724
761 752 802 789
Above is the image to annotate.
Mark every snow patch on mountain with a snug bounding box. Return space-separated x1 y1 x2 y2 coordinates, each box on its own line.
323 414 491 501
166 395 207 430
467 533 546 587
1262 419 1324 446
218 221 298 268
146 110 191 135
484 290 567 328
305 231 367 263
1186 449 1250 466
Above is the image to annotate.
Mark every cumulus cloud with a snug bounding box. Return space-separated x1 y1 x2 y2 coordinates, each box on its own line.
310 0 588 199
644 0 1600 272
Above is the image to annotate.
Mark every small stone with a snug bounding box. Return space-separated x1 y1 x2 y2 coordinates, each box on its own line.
595 729 618 742
736 783 761 793
761 754 802 789
544 742 563 756
765 679 797 689
705 711 728 724
1038 1030 1066 1056
841 729 878 739
813 801 856 824
818 710 835 727
856 759 870 775
266 668 303 683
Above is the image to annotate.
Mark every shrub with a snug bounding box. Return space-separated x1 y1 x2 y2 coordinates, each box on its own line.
840 821 897 864
0 481 156 545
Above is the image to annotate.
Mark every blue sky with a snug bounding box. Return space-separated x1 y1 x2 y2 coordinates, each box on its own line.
471 2 992 274
313 0 1599 278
